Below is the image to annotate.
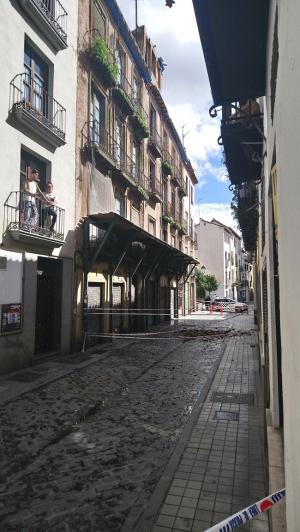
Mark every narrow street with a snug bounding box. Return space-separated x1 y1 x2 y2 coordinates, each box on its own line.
0 312 263 532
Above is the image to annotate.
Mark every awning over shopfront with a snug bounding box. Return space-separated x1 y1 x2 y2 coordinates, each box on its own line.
192 0 269 105
81 212 198 279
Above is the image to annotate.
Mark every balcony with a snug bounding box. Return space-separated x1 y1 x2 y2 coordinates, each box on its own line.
83 121 118 168
129 101 150 141
88 30 118 88
149 177 163 203
121 155 150 200
148 128 162 159
18 0 67 51
9 74 66 149
161 150 174 177
112 76 135 116
4 191 65 247
178 216 188 235
193 0 269 106
171 166 183 188
221 101 263 184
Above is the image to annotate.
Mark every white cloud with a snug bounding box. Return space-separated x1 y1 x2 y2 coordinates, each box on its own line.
193 202 239 232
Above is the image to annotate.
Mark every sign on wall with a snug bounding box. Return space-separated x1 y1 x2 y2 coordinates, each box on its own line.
1 303 22 334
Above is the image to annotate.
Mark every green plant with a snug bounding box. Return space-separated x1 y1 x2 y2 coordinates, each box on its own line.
162 160 173 175
133 107 150 138
195 270 219 298
162 214 174 225
90 36 119 83
178 188 187 199
135 183 149 200
114 86 134 110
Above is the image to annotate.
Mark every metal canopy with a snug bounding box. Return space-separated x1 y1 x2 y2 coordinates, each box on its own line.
82 212 198 276
192 0 269 106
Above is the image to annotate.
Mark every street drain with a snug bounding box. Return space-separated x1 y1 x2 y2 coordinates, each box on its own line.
8 371 43 383
214 411 239 421
211 392 254 405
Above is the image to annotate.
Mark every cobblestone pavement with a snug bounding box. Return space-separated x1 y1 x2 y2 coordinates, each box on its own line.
141 312 269 532
0 317 238 531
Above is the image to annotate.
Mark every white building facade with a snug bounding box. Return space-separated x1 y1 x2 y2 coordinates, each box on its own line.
195 218 242 299
0 0 78 372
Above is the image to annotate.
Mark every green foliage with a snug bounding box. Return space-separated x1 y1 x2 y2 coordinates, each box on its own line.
162 214 174 225
195 269 219 298
90 36 119 83
178 188 187 199
133 107 150 139
162 160 173 176
135 183 149 200
231 184 259 252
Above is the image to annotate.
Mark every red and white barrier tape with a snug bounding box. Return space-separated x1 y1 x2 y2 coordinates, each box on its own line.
204 488 285 532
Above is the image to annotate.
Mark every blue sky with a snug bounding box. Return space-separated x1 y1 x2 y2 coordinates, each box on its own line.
116 0 236 229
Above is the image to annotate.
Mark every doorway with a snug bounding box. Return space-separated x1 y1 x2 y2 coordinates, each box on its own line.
35 257 62 355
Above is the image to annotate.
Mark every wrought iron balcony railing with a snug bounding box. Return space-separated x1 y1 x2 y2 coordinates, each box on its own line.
9 73 66 146
148 128 162 158
19 0 67 49
4 190 65 244
150 176 162 198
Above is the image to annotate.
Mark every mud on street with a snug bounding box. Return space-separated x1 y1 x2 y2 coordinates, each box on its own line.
0 318 248 531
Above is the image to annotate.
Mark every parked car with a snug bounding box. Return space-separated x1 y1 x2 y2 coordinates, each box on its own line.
211 298 248 313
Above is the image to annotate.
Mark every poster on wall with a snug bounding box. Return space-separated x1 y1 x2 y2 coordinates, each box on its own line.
1 303 22 334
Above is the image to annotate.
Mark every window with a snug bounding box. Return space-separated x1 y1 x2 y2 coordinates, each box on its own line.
163 229 168 243
150 104 156 134
115 45 125 86
190 184 194 205
171 235 176 247
163 130 168 151
131 205 140 226
132 142 140 181
24 44 49 116
149 159 156 188
132 75 140 104
20 149 47 192
163 180 168 203
115 196 125 216
90 88 105 144
114 117 124 166
91 1 106 37
148 217 156 236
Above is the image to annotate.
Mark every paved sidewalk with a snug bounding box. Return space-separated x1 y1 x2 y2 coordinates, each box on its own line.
133 314 269 532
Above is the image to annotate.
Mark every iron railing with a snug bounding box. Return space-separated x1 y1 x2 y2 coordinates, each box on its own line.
9 73 66 140
150 176 162 197
162 149 174 167
83 121 150 192
4 191 65 241
132 99 148 123
149 127 162 153
32 0 67 41
222 100 262 125
162 201 172 217
116 75 134 105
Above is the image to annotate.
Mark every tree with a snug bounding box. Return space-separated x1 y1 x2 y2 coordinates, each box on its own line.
205 274 219 295
194 270 219 298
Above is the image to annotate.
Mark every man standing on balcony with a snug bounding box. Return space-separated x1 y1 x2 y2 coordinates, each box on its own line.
42 182 57 234
22 169 47 230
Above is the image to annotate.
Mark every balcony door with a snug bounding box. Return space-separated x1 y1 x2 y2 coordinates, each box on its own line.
132 142 140 182
20 150 47 194
90 89 105 146
24 44 48 117
115 46 125 87
114 118 124 168
150 104 156 135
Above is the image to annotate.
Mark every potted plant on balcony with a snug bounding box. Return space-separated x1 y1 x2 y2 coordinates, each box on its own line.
178 188 187 199
130 108 150 140
162 160 173 176
90 36 119 86
162 214 174 225
134 183 149 201
112 85 134 116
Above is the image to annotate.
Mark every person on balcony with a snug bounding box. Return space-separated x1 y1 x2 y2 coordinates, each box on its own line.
42 182 57 234
23 169 47 230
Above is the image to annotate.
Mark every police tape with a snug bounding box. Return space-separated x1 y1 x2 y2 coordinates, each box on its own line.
204 488 286 532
